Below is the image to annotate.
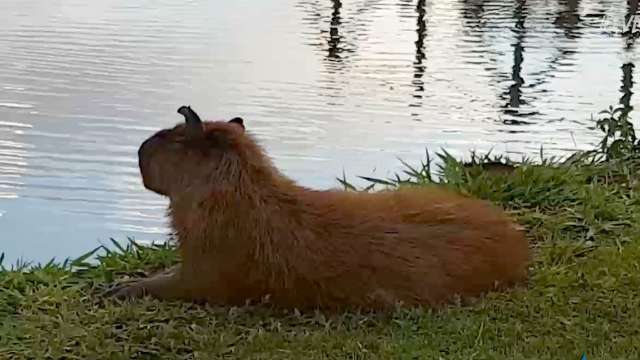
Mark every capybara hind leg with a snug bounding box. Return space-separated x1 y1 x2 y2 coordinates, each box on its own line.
106 265 190 301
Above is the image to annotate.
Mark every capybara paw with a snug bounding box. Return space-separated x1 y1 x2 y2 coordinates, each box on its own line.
103 281 148 300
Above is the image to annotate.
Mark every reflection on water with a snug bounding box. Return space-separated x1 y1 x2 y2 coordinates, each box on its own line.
621 63 634 114
328 0 344 61
0 0 639 263
410 0 428 118
503 0 528 120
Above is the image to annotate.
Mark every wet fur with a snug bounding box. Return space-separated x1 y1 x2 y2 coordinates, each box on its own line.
115 115 530 311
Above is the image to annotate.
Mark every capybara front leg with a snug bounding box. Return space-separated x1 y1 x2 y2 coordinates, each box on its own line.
105 265 191 301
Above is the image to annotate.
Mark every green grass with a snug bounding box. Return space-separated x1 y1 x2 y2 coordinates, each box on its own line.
2 241 640 359
3 107 640 359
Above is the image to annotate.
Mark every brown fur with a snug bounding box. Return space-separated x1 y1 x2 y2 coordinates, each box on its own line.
111 110 530 311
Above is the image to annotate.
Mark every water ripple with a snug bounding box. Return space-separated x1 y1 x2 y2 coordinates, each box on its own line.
0 0 638 263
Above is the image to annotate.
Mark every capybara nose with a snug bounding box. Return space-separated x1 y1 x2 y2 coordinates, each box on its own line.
138 134 164 168
138 136 155 161
137 136 160 188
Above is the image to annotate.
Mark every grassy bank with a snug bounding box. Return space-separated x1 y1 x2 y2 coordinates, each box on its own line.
2 107 640 359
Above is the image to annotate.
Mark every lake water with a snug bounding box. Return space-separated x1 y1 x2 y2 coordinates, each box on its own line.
1 0 639 264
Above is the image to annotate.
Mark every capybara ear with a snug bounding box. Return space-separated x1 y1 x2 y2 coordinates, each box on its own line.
228 117 245 131
177 105 204 139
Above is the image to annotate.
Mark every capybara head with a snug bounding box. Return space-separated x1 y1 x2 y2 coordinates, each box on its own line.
138 106 246 196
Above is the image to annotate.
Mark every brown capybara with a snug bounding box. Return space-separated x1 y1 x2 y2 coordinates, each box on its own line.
108 105 530 311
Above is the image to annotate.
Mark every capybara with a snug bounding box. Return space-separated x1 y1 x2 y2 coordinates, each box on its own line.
108 106 530 311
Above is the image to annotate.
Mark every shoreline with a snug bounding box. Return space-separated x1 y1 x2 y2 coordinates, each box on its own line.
2 106 640 358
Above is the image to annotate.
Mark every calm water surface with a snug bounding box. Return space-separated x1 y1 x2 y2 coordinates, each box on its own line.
1 0 639 263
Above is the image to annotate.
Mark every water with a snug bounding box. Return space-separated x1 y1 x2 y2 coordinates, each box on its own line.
1 0 638 264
